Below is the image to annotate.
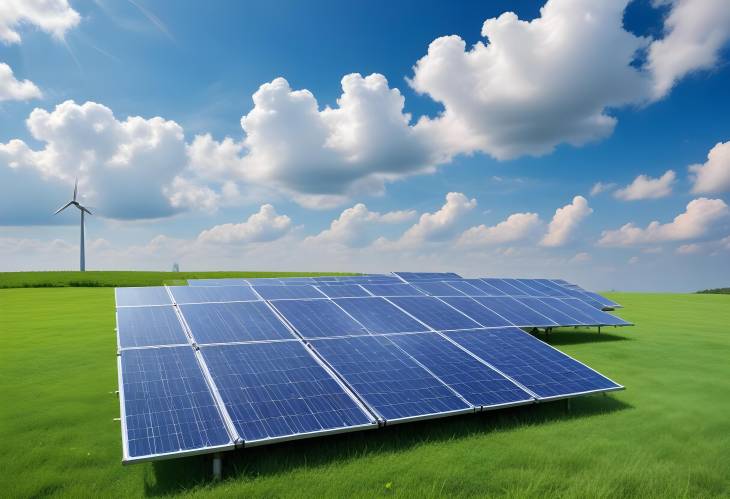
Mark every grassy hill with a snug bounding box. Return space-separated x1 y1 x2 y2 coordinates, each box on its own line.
0 283 728 497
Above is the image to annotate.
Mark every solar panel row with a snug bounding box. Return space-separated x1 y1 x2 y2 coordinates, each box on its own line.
115 275 625 464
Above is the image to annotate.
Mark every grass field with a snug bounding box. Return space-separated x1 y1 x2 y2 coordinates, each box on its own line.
1 285 729 498
0 271 357 288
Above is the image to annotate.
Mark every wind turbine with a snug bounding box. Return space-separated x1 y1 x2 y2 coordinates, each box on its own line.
54 179 93 271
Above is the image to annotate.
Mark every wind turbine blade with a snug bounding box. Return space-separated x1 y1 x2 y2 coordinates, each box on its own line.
80 205 93 215
73 178 78 202
54 201 74 215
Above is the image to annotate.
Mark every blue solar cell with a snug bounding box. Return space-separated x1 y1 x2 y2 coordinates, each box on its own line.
412 281 466 297
559 299 631 326
395 272 462 281
439 297 515 328
500 279 546 296
117 306 188 348
309 335 470 421
512 279 551 296
555 287 606 309
388 296 481 331
316 284 370 298
187 278 249 287
361 283 425 297
120 346 232 460
517 279 563 297
271 299 368 338
253 285 326 300
514 297 584 326
333 297 429 334
533 279 572 296
387 333 534 408
180 302 294 344
445 328 622 399
169 285 259 304
200 342 375 443
480 279 527 296
464 279 507 296
532 297 593 325
473 297 558 327
442 280 490 296
115 287 172 307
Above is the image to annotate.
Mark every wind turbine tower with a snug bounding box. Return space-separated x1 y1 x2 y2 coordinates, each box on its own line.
54 179 93 271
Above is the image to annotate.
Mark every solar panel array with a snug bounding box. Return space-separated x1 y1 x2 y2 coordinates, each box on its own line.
115 272 628 463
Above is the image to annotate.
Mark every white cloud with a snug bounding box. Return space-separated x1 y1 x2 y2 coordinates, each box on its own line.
689 141 730 194
409 0 651 160
0 62 41 101
540 196 593 247
458 212 540 247
647 0 730 100
0 100 189 220
376 192 476 249
598 197 729 246
614 170 676 200
590 182 616 196
197 204 292 244
0 0 79 44
164 176 220 212
306 203 415 247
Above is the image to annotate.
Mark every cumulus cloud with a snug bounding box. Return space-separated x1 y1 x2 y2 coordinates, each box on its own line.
0 0 79 44
375 192 476 249
306 203 415 247
598 197 729 246
0 100 190 220
458 212 541 247
409 0 651 160
540 196 593 247
0 63 41 101
646 0 730 100
197 204 292 244
590 182 616 196
614 170 676 200
689 141 730 194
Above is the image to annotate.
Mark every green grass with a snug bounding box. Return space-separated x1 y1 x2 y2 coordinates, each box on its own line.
0 271 358 289
1 288 729 498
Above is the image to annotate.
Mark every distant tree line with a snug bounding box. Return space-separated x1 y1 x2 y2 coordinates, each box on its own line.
697 288 730 295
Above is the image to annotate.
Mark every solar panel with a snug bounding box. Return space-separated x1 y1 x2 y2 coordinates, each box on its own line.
360 283 425 297
271 299 368 338
169 285 259 304
473 296 558 328
333 297 429 334
412 281 466 297
117 306 189 349
387 333 534 408
480 279 527 296
253 285 326 300
513 297 584 326
115 287 172 307
502 279 549 296
464 279 507 296
187 278 249 287
315 284 371 298
531 297 593 326
200 341 376 444
441 280 490 296
309 335 471 422
119 346 233 462
439 296 515 328
559 299 632 326
445 328 622 399
180 302 295 344
394 272 463 281
388 296 482 331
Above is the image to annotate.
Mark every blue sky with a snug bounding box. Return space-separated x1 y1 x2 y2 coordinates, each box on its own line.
1 0 729 291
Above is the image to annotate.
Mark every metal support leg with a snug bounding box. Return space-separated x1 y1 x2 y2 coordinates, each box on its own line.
565 398 571 413
213 453 222 481
598 326 601 334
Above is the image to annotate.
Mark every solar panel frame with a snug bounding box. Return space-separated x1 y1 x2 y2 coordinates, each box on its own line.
117 346 236 463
